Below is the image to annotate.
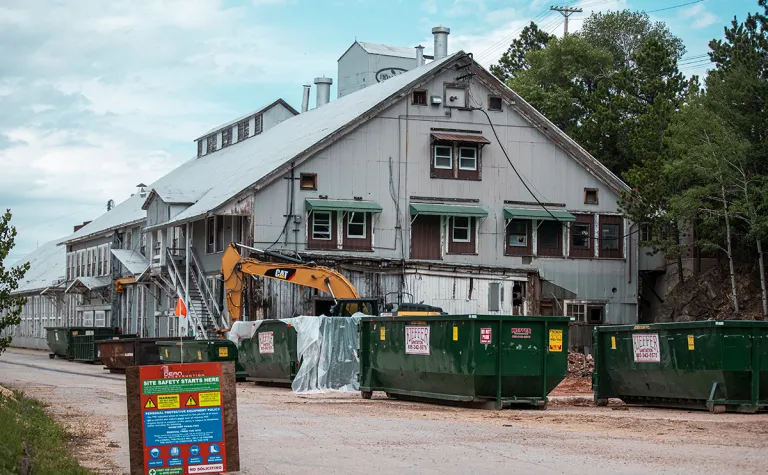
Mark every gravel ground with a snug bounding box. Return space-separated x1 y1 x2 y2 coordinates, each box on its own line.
1 348 767 475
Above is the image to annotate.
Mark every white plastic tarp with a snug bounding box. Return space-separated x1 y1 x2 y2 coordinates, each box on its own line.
228 315 364 394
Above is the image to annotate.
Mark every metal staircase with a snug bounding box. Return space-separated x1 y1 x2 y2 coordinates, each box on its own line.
165 247 226 339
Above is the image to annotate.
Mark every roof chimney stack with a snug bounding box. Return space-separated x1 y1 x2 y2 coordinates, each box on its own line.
301 84 311 113
314 77 333 108
416 45 425 67
136 183 148 198
432 26 450 60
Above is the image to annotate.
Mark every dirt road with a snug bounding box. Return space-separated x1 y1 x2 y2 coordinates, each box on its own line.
1 348 767 475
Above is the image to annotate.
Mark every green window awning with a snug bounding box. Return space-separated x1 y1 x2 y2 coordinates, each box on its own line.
409 203 488 218
503 208 576 222
305 199 383 213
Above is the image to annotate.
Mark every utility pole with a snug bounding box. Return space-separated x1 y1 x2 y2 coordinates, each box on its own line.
550 4 583 35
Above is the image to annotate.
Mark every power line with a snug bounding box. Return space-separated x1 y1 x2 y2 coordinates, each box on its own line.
646 0 704 14
472 107 641 244
475 9 553 63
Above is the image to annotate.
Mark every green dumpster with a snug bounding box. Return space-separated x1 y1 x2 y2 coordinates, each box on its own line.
592 321 768 413
157 339 248 381
238 320 299 385
45 327 121 360
72 333 132 363
359 315 571 409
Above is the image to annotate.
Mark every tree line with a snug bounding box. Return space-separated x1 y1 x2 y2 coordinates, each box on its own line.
492 1 768 318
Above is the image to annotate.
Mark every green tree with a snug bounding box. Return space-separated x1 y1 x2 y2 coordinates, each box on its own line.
0 210 29 354
490 22 554 82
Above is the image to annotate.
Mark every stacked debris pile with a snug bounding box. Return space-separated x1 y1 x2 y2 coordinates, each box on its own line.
567 352 594 377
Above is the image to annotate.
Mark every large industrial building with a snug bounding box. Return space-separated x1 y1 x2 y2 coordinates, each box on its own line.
8 26 644 351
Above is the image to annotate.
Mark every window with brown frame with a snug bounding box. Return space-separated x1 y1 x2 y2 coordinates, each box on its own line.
599 215 623 258
505 219 531 256
537 220 563 257
570 214 593 258
448 216 476 254
430 141 482 181
300 173 317 190
342 212 372 251
412 90 427 105
488 95 502 111
308 211 337 250
584 188 599 205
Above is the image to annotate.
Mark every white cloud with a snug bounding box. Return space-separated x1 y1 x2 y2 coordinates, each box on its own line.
679 4 718 29
0 0 339 261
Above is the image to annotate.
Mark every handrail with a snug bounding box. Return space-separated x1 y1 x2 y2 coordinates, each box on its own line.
165 247 207 338
188 245 225 329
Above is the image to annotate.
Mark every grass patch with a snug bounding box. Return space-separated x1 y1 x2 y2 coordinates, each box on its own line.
0 389 92 475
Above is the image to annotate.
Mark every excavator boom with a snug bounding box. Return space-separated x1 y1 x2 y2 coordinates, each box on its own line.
222 243 360 326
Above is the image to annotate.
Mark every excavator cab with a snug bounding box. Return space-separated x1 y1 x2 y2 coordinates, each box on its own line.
328 298 380 317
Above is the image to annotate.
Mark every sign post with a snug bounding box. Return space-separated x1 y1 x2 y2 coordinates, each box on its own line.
126 362 240 475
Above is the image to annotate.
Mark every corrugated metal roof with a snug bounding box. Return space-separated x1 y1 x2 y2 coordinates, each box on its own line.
503 208 576 221
12 239 67 295
111 249 150 276
305 199 383 213
64 276 112 293
357 42 417 59
61 192 146 245
159 53 459 228
409 203 488 218
431 133 491 144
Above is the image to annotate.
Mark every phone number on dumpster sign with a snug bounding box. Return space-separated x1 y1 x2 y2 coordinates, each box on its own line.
405 326 430 355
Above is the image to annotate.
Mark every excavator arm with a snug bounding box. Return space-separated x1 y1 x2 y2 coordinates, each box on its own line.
222 243 360 326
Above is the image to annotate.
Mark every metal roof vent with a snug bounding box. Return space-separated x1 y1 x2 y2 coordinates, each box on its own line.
432 26 450 60
301 84 311 113
314 77 333 108
136 183 148 198
416 45 425 67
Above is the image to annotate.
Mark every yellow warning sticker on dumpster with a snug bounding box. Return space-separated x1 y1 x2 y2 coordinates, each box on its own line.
380 327 386 341
199 392 221 407
688 335 695 350
549 329 563 352
218 347 229 358
164 348 169 358
611 336 616 349
157 394 179 409
453 326 458 341
197 350 202 360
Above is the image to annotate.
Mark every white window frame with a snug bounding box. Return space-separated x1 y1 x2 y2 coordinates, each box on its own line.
433 145 453 169
565 300 605 324
458 146 477 171
312 211 332 241
601 223 620 251
507 220 528 247
346 212 366 239
452 216 471 243
571 222 591 250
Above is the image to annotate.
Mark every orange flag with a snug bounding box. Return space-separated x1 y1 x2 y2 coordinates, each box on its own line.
175 297 187 317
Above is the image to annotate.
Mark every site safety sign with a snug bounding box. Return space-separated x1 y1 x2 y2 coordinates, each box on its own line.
139 363 228 475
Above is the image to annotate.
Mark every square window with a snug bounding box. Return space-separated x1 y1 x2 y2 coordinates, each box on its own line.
601 224 620 250
347 212 366 239
572 223 591 249
508 220 527 247
488 95 503 111
222 128 232 148
434 145 452 169
458 147 477 170
237 120 250 141
566 303 586 322
584 188 599 204
300 173 317 191
412 90 427 105
452 216 471 242
587 306 604 324
538 221 560 248
312 212 332 240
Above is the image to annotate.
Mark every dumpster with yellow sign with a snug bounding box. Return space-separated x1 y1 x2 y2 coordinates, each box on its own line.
359 315 571 409
156 339 248 381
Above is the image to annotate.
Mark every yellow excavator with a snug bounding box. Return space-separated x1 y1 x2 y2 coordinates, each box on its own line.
221 243 443 329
